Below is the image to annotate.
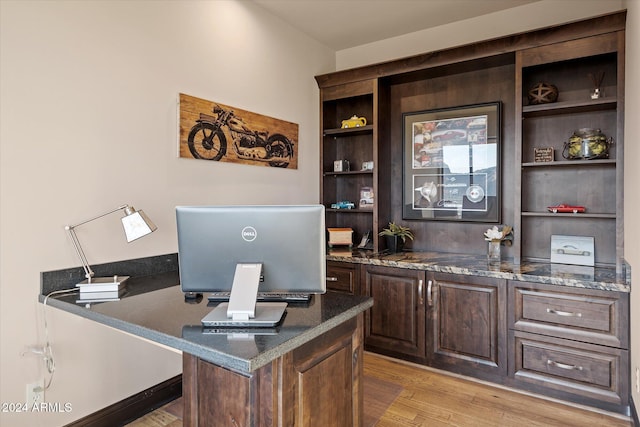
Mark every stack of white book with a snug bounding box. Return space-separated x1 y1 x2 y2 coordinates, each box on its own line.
76 276 129 303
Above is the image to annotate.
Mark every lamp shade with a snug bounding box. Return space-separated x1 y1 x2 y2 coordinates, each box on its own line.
121 207 157 242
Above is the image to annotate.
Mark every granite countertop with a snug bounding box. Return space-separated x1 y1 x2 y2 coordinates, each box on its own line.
40 272 373 374
327 249 630 293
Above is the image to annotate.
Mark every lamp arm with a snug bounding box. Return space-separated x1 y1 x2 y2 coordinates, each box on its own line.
67 204 129 229
65 225 94 281
64 204 129 283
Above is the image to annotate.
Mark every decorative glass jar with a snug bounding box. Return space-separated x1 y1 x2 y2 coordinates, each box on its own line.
487 240 501 265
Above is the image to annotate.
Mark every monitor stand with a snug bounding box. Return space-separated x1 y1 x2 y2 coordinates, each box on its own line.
201 263 287 328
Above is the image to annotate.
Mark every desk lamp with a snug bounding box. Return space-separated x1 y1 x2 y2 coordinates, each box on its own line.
65 204 157 286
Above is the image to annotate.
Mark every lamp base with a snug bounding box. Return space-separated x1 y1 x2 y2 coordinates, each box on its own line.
76 275 130 287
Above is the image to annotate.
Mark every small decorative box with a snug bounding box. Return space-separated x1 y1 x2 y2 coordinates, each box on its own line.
327 228 353 247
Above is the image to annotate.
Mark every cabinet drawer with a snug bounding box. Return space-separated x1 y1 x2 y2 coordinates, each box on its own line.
326 261 358 295
509 281 628 348
511 330 628 407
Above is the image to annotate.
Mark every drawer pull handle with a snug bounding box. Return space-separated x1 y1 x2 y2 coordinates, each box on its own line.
418 280 424 305
547 359 583 371
326 277 338 282
546 308 582 317
427 280 433 306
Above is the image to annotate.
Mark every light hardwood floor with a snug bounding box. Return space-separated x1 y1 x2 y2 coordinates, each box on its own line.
127 352 632 426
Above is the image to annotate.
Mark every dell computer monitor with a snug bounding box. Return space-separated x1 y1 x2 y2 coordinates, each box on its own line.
176 205 327 298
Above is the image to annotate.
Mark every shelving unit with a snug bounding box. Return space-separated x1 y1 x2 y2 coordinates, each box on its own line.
319 79 378 250
317 12 628 415
514 32 624 271
317 13 625 270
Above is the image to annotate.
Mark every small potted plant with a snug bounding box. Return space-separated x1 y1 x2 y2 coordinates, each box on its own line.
379 222 414 253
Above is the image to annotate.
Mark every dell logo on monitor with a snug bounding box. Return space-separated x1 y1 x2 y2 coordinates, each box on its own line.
241 226 257 242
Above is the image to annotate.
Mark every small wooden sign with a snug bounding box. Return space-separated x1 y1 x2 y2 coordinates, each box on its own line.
534 147 554 162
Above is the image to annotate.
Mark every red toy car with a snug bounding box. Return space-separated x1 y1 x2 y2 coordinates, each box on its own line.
547 204 586 213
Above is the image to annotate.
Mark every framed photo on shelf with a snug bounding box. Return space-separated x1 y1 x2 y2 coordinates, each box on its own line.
550 235 595 267
402 102 501 222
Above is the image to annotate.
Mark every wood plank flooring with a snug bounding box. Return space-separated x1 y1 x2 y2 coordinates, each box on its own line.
126 352 632 426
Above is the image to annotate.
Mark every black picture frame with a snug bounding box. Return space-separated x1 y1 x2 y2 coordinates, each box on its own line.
402 102 501 222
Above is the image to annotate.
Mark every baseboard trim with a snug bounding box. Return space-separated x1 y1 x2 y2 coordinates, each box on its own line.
64 375 182 427
631 396 639 427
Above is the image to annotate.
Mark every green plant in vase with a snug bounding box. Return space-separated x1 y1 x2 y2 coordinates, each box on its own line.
379 222 414 253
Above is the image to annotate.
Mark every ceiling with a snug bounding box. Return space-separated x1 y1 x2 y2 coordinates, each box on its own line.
252 0 541 51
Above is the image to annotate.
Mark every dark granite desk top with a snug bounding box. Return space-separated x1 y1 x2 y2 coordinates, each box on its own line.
327 249 630 293
40 272 372 374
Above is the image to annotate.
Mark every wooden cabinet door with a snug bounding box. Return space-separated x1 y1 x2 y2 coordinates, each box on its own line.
363 265 426 361
280 316 363 427
427 272 507 381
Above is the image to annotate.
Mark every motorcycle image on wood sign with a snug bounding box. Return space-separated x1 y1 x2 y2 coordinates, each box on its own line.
179 93 298 169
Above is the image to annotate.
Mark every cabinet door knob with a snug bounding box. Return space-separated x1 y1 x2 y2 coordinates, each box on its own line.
546 308 582 317
326 276 338 282
427 280 433 306
418 279 424 305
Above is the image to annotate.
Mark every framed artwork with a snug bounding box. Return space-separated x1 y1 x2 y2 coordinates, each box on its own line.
402 102 501 222
550 235 595 266
178 93 298 169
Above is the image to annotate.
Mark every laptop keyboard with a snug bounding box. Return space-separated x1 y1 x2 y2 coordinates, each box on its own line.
207 292 312 303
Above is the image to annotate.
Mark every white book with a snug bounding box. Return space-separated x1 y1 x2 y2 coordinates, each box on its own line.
76 276 129 292
77 288 125 303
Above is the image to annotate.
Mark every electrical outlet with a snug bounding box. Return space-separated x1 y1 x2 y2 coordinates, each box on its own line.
26 380 44 407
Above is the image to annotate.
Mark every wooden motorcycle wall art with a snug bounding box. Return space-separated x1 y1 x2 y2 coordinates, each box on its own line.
178 93 298 169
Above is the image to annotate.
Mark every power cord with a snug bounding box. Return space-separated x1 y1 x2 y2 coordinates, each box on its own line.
32 287 79 391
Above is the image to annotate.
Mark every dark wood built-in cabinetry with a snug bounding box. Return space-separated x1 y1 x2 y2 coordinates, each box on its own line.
515 32 625 271
319 12 628 416
509 281 629 413
320 80 378 250
338 264 509 381
316 12 625 269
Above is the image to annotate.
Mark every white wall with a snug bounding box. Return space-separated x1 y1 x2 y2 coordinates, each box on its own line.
336 0 625 70
0 1 334 425
624 0 640 418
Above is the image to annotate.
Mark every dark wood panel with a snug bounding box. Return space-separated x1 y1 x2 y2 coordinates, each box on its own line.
520 215 616 265
322 94 374 131
297 344 353 425
196 359 253 426
509 280 629 349
326 261 359 294
315 12 625 88
288 317 363 427
387 62 516 256
510 330 628 412
320 79 375 101
522 110 618 162
519 33 618 68
183 315 364 426
521 165 617 212
428 273 507 381
363 265 427 361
